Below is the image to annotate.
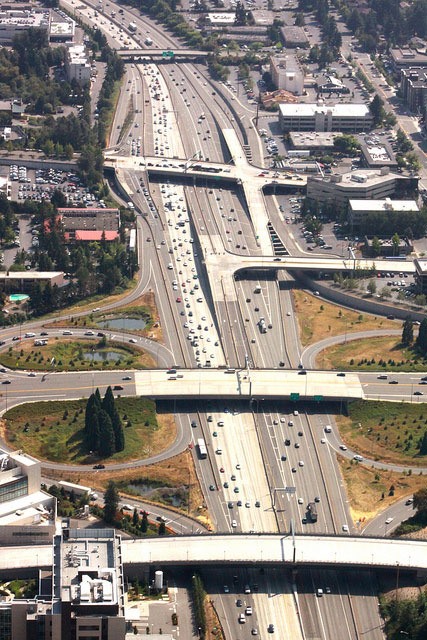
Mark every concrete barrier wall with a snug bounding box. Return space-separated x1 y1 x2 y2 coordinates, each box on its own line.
295 271 426 322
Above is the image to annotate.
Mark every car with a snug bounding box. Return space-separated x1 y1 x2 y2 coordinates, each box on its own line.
298 497 304 505
342 524 349 532
40 332 48 336
377 374 388 379
236 599 243 607
220 467 225 473
236 463 241 470
27 372 36 377
113 385 123 391
234 487 240 493
294 443 300 449
93 464 105 469
245 501 250 508
320 438 326 444
405 498 414 505
228 502 233 509
251 629 258 636
122 376 132 380
314 496 320 502
255 500 260 507
337 372 346 377
339 444 347 451
209 484 215 491
224 585 230 593
129 338 138 344
62 330 73 335
231 474 236 481
245 606 253 615
288 420 294 426
389 380 398 384
291 467 297 473
237 500 242 507
281 454 287 461
97 332 105 337
84 330 95 336
224 482 229 488
298 460 304 467
414 391 423 396
231 519 237 528
2 380 11 384
268 623 275 633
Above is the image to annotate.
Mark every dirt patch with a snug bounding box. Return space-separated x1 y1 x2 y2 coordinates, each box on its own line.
338 454 427 525
292 289 397 347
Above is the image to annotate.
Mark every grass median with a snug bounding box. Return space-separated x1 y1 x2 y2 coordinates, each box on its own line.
4 397 174 464
292 289 397 346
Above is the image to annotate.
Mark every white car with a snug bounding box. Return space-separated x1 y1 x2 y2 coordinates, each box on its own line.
342 524 349 532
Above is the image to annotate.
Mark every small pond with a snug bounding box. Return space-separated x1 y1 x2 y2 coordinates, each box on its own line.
83 350 125 362
97 316 147 330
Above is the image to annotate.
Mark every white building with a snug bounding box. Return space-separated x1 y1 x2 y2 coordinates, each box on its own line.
65 44 91 85
0 9 50 43
349 198 419 226
270 55 304 96
279 101 373 132
307 168 418 206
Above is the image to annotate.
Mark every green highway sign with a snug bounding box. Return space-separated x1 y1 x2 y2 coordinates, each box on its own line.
290 393 300 401
314 395 324 401
162 50 175 58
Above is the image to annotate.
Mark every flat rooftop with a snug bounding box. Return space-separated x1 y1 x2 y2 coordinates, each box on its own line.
290 131 336 148
279 102 371 117
349 199 419 212
60 532 120 606
0 490 53 525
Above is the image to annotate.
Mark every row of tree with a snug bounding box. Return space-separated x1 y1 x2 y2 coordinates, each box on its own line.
85 387 125 458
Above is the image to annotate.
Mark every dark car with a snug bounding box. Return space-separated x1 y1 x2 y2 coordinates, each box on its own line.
93 464 105 470
113 385 123 391
236 599 243 607
40 332 48 336
337 372 346 377
414 391 423 396
97 332 105 337
281 455 287 461
2 380 11 384
389 380 399 384
285 438 291 446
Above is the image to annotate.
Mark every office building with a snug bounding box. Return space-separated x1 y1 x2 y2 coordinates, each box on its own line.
349 198 419 227
270 54 304 95
279 101 373 133
400 68 427 117
65 45 91 85
0 449 55 545
307 168 418 207
280 25 309 48
390 47 427 74
0 528 126 639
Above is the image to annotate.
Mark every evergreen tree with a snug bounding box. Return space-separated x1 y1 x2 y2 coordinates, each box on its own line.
416 318 427 354
132 508 139 527
98 410 115 457
103 481 119 524
95 387 102 405
401 317 414 346
112 411 125 452
140 511 148 533
85 392 101 451
158 521 166 536
102 385 115 418
419 431 427 456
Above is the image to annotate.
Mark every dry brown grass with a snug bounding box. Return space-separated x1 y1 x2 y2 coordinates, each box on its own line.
319 336 402 369
292 289 398 347
338 454 426 525
205 597 225 640
44 449 211 527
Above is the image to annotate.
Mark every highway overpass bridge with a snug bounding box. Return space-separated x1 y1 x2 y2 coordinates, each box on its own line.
117 48 210 62
2 535 426 574
134 368 364 401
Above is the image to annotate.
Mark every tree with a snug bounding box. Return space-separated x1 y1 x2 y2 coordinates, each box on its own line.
98 409 115 457
132 508 139 527
371 236 381 257
140 511 149 533
391 232 400 255
369 94 385 126
103 481 119 524
102 385 115 418
419 432 427 456
367 280 377 295
112 411 125 452
413 486 427 513
401 317 414 346
416 317 427 353
158 521 166 536
85 392 101 451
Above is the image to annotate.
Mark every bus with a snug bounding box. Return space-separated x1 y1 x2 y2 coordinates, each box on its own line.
197 438 207 459
129 22 137 33
308 502 318 523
